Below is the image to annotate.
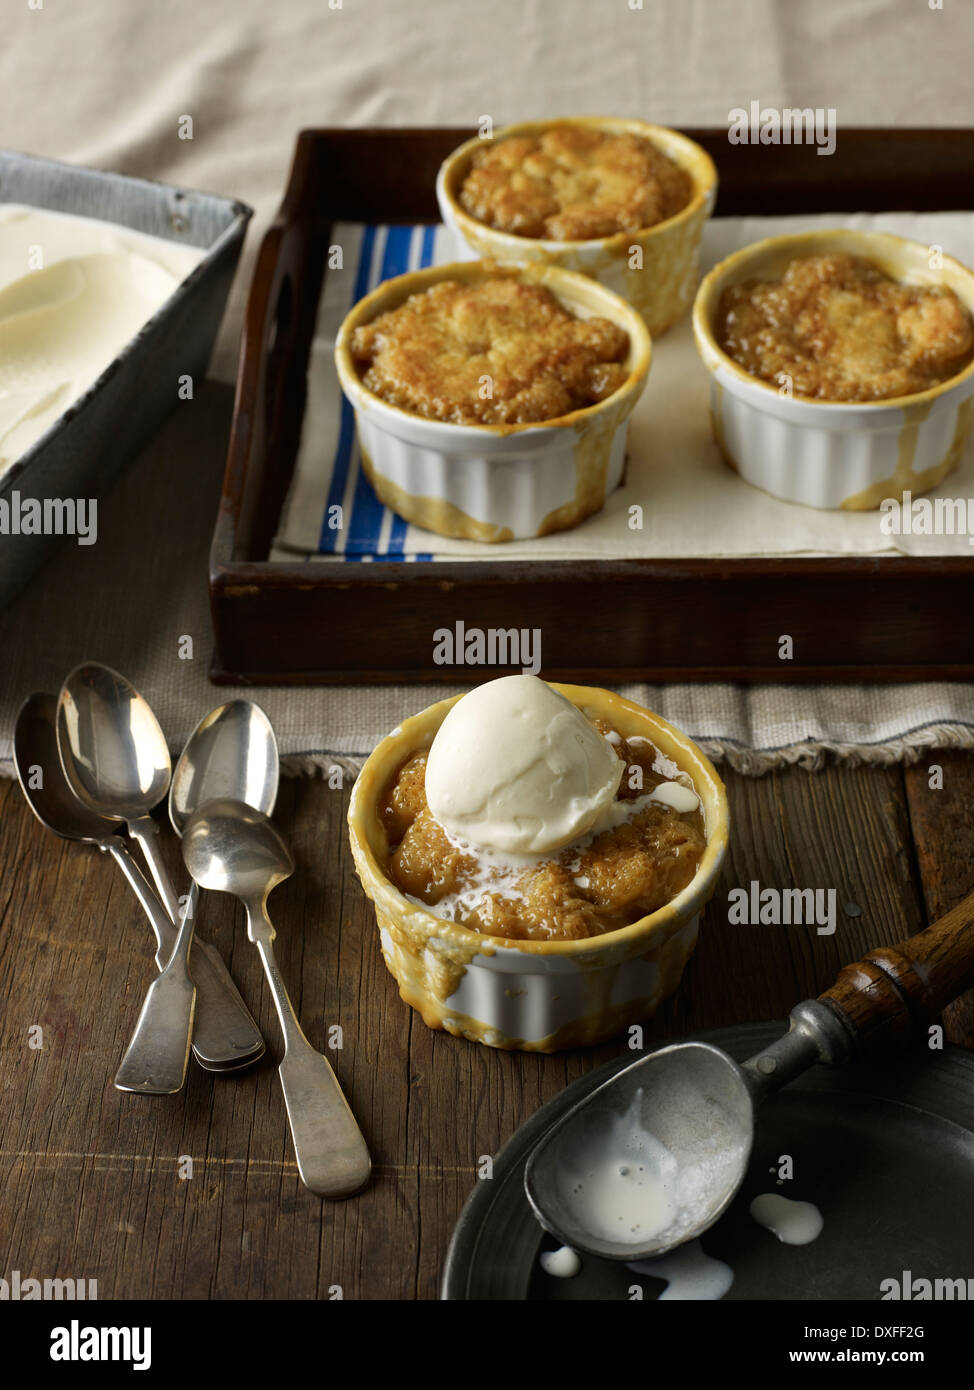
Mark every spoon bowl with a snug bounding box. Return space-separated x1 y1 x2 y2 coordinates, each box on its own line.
182 799 294 903
56 661 185 923
15 693 119 846
57 663 172 820
524 1042 754 1261
170 701 278 837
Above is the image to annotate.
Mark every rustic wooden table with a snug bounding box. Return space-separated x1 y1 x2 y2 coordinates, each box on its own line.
2 754 973 1300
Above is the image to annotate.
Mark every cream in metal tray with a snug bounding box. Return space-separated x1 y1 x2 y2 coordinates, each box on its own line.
0 204 205 474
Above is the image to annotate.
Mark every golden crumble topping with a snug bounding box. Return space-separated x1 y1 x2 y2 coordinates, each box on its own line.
458 124 693 241
378 719 705 942
716 252 974 403
349 272 630 424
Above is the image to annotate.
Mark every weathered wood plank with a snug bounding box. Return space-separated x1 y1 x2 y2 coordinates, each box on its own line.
0 759 959 1301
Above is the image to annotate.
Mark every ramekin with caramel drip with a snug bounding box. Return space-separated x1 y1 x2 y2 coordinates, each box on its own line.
348 684 728 1052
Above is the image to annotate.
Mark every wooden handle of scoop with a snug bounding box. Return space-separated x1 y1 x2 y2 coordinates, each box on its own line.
819 891 974 1053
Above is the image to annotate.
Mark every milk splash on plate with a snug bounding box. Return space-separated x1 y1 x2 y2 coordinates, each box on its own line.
749 1193 823 1245
539 1246 582 1279
628 1240 734 1300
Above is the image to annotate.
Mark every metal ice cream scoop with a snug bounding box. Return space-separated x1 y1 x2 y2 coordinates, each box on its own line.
525 894 974 1261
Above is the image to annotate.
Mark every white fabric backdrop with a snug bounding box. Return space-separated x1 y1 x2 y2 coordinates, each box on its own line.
1 0 974 775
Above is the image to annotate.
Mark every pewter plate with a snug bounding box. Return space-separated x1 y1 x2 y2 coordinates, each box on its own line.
441 1023 974 1300
0 149 252 608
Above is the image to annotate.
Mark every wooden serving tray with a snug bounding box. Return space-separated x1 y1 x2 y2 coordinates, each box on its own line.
211 126 974 684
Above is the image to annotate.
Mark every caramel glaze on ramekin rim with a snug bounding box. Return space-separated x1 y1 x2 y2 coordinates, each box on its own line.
691 228 974 511
436 117 719 337
347 684 729 1051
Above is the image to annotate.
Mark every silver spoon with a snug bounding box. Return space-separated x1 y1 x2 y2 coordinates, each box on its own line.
114 702 282 1093
56 663 183 922
14 693 262 1075
182 799 371 1198
524 896 974 1262
169 699 280 925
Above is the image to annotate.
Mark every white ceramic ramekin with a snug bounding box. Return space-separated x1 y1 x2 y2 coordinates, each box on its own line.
347 684 729 1052
436 117 718 337
334 260 651 542
692 229 974 511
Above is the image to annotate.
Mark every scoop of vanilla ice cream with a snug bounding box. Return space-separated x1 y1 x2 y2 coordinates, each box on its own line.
424 675 624 855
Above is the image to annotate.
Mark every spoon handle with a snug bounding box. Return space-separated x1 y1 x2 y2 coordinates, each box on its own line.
247 903 371 1198
114 909 197 1095
107 839 173 962
820 888 974 1053
128 815 182 923
107 841 264 1069
189 938 266 1067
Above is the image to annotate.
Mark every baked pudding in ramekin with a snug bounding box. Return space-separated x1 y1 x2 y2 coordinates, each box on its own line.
334 260 650 542
692 229 974 510
436 117 718 336
347 678 728 1052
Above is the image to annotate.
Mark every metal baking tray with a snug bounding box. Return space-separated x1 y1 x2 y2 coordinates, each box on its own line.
211 126 974 684
0 149 251 609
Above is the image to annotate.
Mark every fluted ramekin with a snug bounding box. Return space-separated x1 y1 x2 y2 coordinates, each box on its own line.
436 117 718 337
334 260 650 542
692 229 974 510
347 684 728 1052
